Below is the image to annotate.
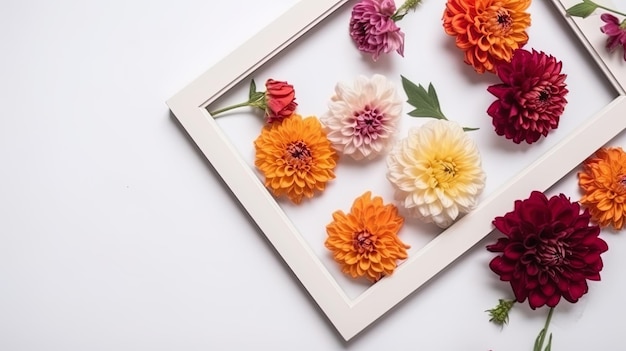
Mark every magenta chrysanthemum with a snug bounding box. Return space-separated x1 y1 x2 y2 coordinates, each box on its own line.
487 49 568 144
487 191 608 309
600 13 626 61
349 0 405 61
321 74 403 160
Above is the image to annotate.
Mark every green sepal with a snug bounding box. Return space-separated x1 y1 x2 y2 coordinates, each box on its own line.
249 92 265 103
247 80 264 103
566 2 597 18
248 79 257 99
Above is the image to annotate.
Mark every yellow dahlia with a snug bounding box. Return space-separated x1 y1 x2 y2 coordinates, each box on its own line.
579 147 626 230
386 120 486 228
443 0 531 73
254 114 338 204
325 191 409 282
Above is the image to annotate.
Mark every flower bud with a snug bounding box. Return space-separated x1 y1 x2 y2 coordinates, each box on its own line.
486 299 515 326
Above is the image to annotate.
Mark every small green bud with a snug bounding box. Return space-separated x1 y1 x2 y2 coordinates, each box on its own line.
392 0 422 21
486 299 516 326
402 0 421 10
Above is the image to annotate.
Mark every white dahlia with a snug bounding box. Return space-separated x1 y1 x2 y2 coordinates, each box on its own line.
386 120 486 228
321 74 403 160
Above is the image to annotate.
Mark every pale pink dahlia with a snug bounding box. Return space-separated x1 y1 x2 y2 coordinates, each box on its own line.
321 74 403 161
349 0 405 61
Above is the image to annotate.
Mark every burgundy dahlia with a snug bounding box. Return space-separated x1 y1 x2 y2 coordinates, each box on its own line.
487 49 568 144
600 13 626 61
487 191 608 309
349 0 405 61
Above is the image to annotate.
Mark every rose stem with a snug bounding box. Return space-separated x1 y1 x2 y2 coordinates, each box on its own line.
209 101 252 117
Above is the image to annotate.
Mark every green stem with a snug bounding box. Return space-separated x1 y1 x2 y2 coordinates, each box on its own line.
535 307 555 351
391 0 421 21
589 0 626 17
209 101 252 117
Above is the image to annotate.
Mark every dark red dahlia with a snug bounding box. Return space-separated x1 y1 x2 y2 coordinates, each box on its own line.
487 191 608 309
487 49 568 144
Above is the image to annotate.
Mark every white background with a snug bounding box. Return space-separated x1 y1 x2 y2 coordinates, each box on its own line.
2 0 626 350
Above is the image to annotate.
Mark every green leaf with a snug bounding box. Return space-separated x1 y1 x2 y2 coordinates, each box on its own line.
248 79 257 100
534 328 546 351
533 329 553 351
545 333 553 351
566 2 597 18
401 76 447 120
463 127 479 132
400 75 479 131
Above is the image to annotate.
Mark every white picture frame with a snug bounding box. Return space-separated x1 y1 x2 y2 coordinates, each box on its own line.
167 0 626 341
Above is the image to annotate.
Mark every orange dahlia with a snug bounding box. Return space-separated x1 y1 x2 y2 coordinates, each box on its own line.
325 191 409 282
579 147 626 230
443 0 531 73
254 114 338 204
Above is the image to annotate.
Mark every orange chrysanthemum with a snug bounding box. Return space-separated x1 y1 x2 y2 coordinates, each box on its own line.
579 147 626 230
254 114 337 204
443 0 531 73
325 191 409 282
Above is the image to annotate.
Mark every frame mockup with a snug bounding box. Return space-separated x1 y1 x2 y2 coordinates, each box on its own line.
167 0 626 341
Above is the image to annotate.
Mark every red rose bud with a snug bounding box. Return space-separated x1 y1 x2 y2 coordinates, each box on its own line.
208 78 297 121
264 79 297 123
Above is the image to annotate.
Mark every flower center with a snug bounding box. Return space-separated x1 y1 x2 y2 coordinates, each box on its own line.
429 159 458 188
485 8 513 35
354 105 385 138
496 10 512 28
284 141 312 170
354 230 375 254
536 241 568 267
522 85 554 112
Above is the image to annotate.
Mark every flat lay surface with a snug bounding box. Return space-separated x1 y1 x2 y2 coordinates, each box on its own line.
1 0 626 350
